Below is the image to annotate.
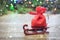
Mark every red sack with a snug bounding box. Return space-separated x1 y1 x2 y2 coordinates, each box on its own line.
29 6 47 28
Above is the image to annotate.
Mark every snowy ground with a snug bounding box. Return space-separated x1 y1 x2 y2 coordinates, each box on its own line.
0 11 60 40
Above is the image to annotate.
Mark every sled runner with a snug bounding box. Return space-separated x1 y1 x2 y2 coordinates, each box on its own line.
23 24 49 35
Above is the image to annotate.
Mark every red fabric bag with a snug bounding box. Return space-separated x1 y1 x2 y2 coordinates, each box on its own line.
29 6 47 28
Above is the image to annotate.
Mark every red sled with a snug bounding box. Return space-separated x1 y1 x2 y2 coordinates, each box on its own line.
23 6 49 35
23 24 49 35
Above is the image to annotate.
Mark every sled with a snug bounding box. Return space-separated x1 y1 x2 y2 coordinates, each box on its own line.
23 24 49 35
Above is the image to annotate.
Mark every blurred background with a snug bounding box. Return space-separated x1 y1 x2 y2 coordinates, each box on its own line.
0 0 60 40
0 0 60 15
